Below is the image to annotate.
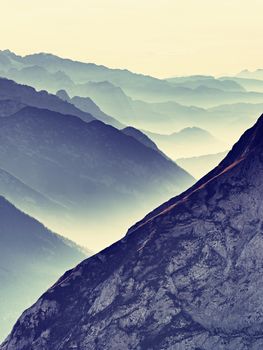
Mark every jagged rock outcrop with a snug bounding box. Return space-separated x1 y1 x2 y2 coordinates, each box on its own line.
2 115 263 349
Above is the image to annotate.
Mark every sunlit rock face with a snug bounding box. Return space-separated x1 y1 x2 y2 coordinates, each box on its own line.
2 115 263 349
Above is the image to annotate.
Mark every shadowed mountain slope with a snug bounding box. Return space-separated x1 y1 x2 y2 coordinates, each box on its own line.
0 77 95 123
0 196 86 342
56 89 123 128
122 127 160 152
0 105 193 250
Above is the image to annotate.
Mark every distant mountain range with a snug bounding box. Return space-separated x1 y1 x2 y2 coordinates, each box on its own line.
4 114 263 349
176 151 228 178
0 78 194 251
0 195 86 342
166 75 245 92
122 126 161 153
0 167 64 218
0 77 95 123
237 68 263 80
1 50 263 145
144 127 227 159
56 89 124 128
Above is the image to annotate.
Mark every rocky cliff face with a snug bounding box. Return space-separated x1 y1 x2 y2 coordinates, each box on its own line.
2 115 263 349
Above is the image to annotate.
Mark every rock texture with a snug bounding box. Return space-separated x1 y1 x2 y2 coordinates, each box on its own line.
2 115 263 349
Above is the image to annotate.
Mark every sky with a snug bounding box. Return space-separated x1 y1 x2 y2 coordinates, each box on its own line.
0 0 262 78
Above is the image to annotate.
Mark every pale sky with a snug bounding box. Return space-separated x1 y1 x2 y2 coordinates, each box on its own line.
0 0 262 78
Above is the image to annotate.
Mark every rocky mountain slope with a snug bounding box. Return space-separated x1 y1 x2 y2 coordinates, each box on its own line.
2 115 263 349
0 196 86 342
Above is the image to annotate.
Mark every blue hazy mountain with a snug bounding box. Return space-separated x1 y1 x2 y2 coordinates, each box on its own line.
166 75 245 92
3 115 263 349
176 151 228 179
0 102 194 250
6 65 73 92
237 68 263 80
69 80 136 122
0 99 26 117
56 89 124 128
0 77 95 123
220 76 263 93
0 195 86 342
122 126 161 153
1 50 263 145
2 50 263 110
0 167 64 218
144 127 227 159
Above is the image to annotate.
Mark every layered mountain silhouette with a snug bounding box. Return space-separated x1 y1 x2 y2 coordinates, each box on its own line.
0 78 95 123
176 151 228 179
3 114 263 349
0 167 64 218
122 127 161 153
2 50 263 108
237 68 263 80
5 65 73 93
220 76 263 93
166 75 245 92
0 195 86 342
2 50 263 145
0 99 26 117
56 89 124 128
145 127 227 159
0 97 193 250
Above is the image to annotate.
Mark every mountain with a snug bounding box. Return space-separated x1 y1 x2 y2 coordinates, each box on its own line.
0 105 193 251
176 151 228 179
69 80 136 122
0 99 26 117
1 51 262 145
0 50 175 101
10 51 263 107
3 50 263 110
166 75 245 92
56 89 124 128
3 114 263 349
0 195 86 342
0 167 64 219
122 127 160 153
145 127 227 159
5 65 73 93
237 69 263 80
0 77 95 123
220 76 263 93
